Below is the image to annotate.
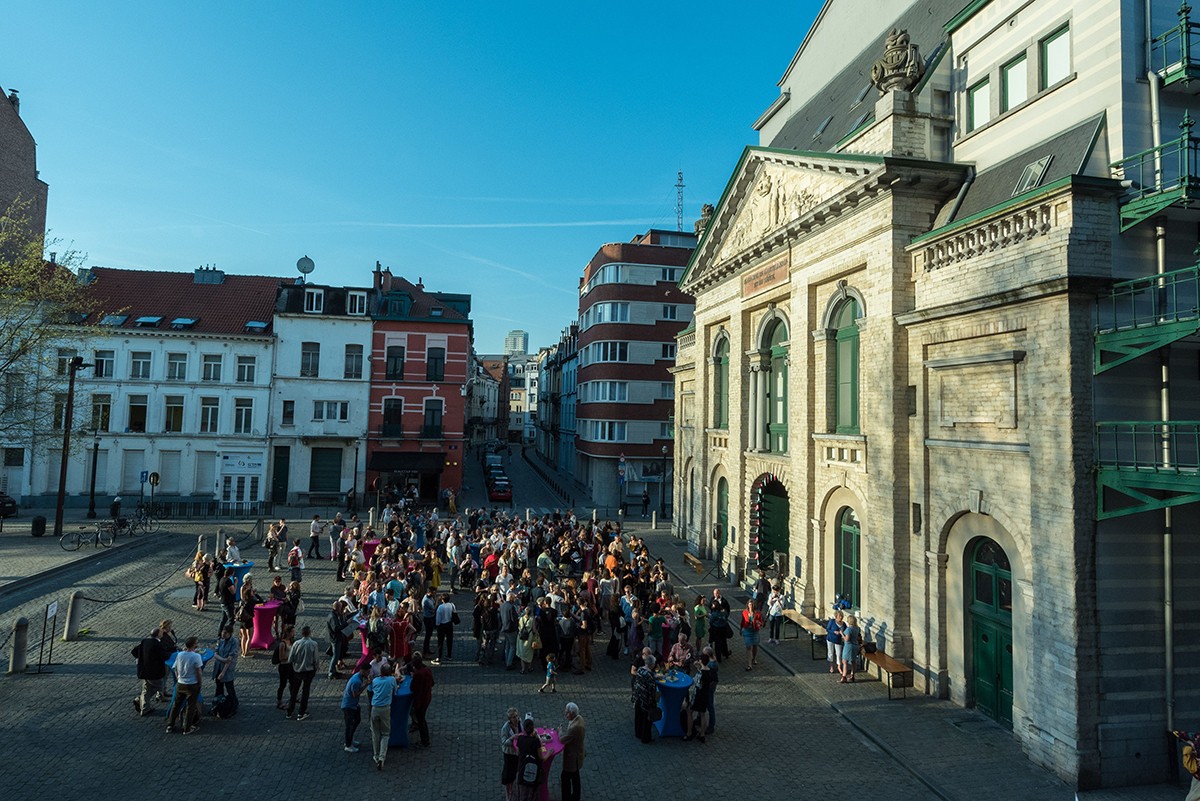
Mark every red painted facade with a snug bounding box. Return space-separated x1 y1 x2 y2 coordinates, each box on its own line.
366 271 472 503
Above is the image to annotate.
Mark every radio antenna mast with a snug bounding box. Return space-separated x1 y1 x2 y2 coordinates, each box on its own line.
674 169 685 232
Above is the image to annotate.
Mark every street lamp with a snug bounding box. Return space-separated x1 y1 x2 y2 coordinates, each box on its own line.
87 431 101 518
54 356 93 537
660 444 668 519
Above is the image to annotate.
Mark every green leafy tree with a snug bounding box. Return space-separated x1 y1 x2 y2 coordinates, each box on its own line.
0 199 99 448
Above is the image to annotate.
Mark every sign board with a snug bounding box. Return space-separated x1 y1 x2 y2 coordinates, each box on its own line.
741 254 789 298
221 453 265 475
148 472 160 487
46 601 58 620
139 470 149 484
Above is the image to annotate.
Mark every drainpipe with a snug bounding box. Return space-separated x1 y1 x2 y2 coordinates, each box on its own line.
1149 70 1163 187
946 166 975 223
1156 221 1175 734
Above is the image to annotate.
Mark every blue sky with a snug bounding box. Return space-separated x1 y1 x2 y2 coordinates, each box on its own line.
4 2 818 352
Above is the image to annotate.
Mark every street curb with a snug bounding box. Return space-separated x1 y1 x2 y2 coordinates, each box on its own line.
651 542 958 801
0 532 165 602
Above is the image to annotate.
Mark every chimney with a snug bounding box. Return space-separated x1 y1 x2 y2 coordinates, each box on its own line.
7 89 18 115
194 265 226 284
76 267 95 285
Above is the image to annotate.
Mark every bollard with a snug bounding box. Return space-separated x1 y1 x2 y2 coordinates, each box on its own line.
592 508 597 522
651 511 658 530
7 617 28 674
369 508 376 529
526 508 531 523
62 590 85 642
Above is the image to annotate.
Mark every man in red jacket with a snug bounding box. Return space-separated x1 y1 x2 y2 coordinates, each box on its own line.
409 652 435 747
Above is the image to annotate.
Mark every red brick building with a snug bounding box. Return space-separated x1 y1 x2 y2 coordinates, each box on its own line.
366 268 472 504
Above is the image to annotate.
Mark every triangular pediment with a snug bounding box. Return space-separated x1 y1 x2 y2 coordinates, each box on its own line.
682 147 884 292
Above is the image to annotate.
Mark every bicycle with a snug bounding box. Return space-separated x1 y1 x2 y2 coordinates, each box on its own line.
132 504 161 534
60 522 114 551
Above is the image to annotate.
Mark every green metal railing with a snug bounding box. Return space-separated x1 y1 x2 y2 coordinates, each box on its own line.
1111 113 1198 206
1152 2 1200 85
1096 421 1200 472
1097 263 1200 333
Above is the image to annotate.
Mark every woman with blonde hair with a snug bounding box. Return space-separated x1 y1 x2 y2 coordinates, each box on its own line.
238 577 263 656
840 614 862 683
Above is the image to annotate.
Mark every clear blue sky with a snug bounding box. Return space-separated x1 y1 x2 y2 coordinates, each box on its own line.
5 2 818 352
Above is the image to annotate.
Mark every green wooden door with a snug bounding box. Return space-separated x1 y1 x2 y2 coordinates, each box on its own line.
760 487 789 567
715 478 729 560
970 538 1014 728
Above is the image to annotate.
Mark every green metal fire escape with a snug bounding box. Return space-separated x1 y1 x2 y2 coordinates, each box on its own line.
1110 113 1199 231
1152 2 1200 89
1095 256 1200 518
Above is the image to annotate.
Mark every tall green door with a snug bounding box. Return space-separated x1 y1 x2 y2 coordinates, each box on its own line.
969 538 1014 728
715 477 729 562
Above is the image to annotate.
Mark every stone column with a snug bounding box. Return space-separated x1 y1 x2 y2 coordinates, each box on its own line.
747 365 760 452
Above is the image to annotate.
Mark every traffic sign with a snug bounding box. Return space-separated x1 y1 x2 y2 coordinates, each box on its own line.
148 471 160 487
139 470 149 484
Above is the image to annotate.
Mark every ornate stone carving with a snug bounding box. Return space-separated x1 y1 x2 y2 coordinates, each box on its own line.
870 29 925 93
694 203 715 235
716 165 847 262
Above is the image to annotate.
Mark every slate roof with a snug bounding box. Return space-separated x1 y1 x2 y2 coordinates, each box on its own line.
275 283 371 316
83 267 285 336
376 275 470 322
768 0 964 152
946 114 1106 222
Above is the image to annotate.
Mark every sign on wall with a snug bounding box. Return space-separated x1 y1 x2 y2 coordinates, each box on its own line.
741 254 789 298
221 453 265 475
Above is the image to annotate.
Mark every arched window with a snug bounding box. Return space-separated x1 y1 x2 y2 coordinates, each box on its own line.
834 299 859 434
713 337 729 429
715 477 729 547
766 320 788 453
835 507 861 608
970 538 1013 617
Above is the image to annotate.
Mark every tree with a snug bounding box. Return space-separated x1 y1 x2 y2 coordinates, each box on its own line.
0 199 100 447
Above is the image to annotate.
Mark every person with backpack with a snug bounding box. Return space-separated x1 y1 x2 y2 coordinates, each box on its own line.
288 539 304 584
512 714 547 801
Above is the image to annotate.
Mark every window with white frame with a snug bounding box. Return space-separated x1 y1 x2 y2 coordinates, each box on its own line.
52 393 68 430
661 343 676 359
582 341 628 365
347 291 368 315
281 399 294 427
233 398 253 434
660 267 681 282
236 355 256 383
581 381 628 402
94 350 115 378
344 344 364 379
200 397 220 433
163 396 185 432
660 382 675 399
304 288 324 313
56 348 77 376
586 420 627 442
166 353 187 381
202 354 222 382
130 351 152 379
91 393 111 432
313 400 349 421
661 304 678 320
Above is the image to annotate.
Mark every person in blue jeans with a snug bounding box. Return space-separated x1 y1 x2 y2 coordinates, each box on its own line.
340 664 370 753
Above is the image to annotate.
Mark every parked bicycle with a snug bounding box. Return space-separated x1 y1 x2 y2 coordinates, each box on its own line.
60 522 113 551
130 504 161 534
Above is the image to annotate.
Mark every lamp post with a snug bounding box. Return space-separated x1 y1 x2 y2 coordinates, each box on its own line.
660 444 668 519
87 432 100 518
54 357 93 537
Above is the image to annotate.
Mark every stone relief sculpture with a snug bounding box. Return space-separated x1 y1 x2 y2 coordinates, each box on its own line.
869 28 925 93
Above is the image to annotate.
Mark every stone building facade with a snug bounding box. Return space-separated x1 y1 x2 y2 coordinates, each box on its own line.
673 0 1199 790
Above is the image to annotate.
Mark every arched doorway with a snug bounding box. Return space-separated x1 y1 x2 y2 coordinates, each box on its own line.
969 537 1013 727
750 473 789 571
714 477 729 563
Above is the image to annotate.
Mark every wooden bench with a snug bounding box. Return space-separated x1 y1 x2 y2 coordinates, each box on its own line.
682 551 719 580
781 610 828 661
863 649 914 699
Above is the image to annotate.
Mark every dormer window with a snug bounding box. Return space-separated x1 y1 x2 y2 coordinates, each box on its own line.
1013 155 1052 196
304 288 324 313
430 307 444 317
347 290 367 315
170 317 198 330
99 314 128 327
245 320 269 333
134 316 162 328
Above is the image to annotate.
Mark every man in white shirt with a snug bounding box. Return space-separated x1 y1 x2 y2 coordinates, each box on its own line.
433 594 456 663
166 636 203 735
225 537 241 564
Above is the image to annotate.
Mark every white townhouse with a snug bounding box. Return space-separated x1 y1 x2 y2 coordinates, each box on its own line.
268 276 371 506
22 266 280 512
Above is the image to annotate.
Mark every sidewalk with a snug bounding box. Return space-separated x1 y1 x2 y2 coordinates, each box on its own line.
632 524 1180 801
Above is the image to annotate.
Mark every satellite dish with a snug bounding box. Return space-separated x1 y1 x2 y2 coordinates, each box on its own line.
296 255 315 275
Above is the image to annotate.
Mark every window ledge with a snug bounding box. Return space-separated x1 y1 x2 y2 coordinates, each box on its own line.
812 432 866 443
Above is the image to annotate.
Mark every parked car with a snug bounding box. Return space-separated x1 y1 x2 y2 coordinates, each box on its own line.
485 467 507 486
488 481 513 503
0 492 17 518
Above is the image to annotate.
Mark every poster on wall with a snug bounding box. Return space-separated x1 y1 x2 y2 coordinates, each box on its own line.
624 460 671 483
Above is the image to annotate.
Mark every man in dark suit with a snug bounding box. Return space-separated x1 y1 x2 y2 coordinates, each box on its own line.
131 627 167 716
559 701 586 801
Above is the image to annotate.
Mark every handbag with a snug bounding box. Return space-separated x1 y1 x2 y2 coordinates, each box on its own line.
863 641 878 654
452 611 461 625
648 706 663 722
